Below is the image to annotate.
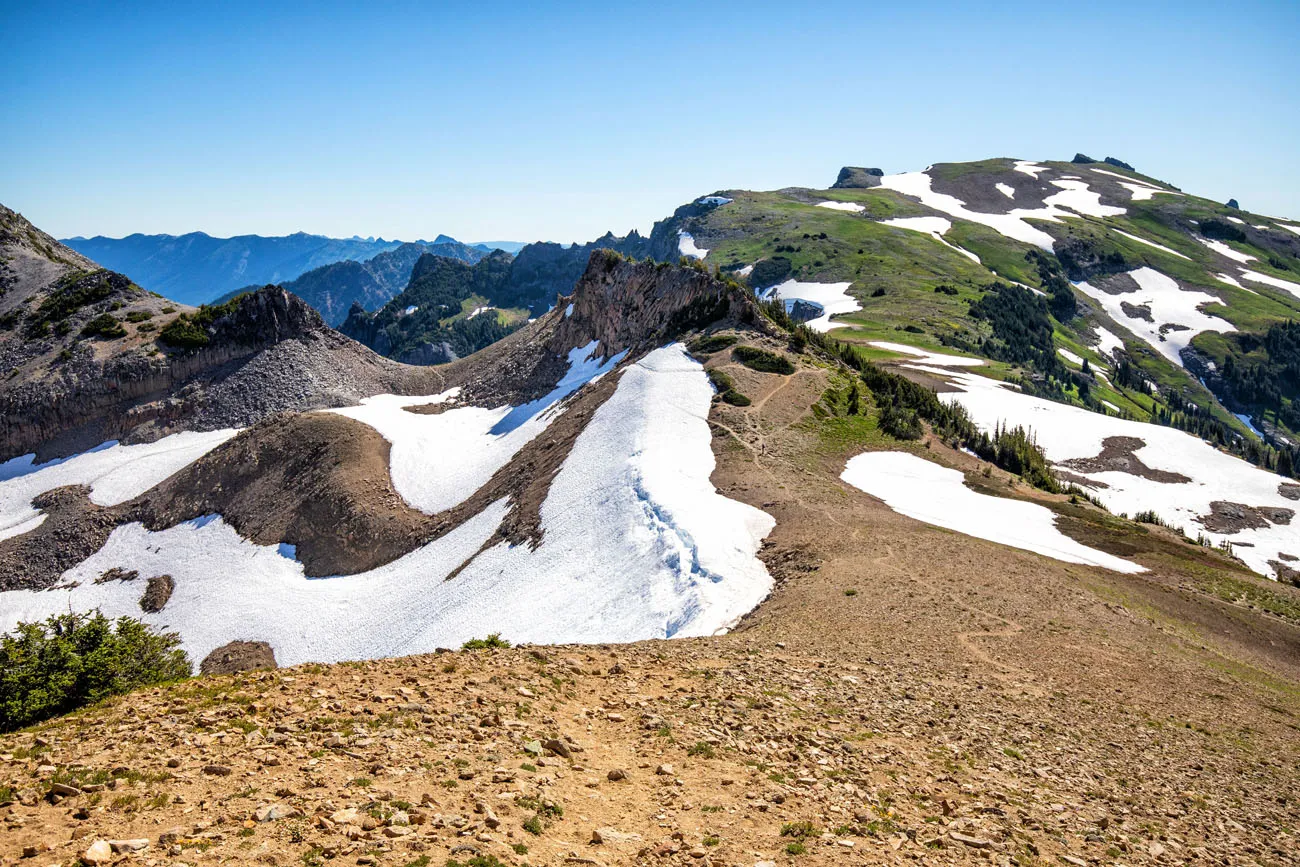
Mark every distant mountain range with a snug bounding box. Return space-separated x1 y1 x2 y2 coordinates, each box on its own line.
60 231 522 306
218 240 489 326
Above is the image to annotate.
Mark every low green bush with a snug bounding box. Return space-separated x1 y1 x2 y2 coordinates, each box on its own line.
461 633 511 650
81 313 126 339
0 612 191 733
732 345 795 374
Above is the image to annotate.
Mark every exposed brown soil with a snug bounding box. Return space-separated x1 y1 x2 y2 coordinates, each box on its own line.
1059 436 1193 483
128 412 436 578
199 640 278 675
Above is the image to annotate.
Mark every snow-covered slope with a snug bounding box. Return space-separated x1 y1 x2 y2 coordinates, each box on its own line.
898 351 1300 579
0 346 772 664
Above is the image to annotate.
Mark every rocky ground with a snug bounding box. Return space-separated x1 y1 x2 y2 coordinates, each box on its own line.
2 331 1299 867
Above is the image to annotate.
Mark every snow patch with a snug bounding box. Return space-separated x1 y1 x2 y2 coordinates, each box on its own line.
1013 161 1046 178
1057 347 1084 366
816 201 865 213
1195 236 1256 263
331 342 625 515
879 216 981 263
877 170 1125 251
995 183 1015 199
921 368 1300 579
1239 270 1300 299
1112 229 1191 261
678 231 708 260
0 430 238 542
841 452 1143 573
869 341 985 367
1093 327 1125 360
758 280 859 333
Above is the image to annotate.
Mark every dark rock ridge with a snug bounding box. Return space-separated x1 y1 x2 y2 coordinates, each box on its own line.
547 251 762 360
0 284 441 462
831 167 884 189
340 203 710 365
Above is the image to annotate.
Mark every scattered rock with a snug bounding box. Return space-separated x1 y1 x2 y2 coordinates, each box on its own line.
82 841 113 864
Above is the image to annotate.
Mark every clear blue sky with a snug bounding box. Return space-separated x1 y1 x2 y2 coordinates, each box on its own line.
2 0 1297 243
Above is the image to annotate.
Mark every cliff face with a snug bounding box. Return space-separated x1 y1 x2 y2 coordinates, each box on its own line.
548 250 760 359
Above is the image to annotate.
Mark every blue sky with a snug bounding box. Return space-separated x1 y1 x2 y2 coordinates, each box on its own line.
2 0 1297 243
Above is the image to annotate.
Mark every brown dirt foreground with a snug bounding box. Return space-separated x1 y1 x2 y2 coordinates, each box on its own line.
3 345 1300 867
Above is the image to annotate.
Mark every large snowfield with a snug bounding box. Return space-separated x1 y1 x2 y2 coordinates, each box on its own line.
841 451 1144 573
0 345 774 664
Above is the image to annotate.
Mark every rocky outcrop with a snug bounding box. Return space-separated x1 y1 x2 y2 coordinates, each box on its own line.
199 641 277 674
1054 236 1130 282
548 251 763 360
831 167 884 189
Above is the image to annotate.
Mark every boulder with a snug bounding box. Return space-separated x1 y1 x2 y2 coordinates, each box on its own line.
200 640 277 675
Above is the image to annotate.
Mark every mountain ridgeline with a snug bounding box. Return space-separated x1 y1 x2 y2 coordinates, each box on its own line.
337 208 697 363
219 240 488 326
60 231 499 308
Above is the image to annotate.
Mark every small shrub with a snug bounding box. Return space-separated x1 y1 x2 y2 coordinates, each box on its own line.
687 741 716 758
707 368 736 392
81 314 126 339
0 612 190 732
843 588 858 597
785 842 807 855
447 856 507 867
690 333 739 355
124 310 154 322
733 345 795 374
933 284 959 296
721 389 751 406
461 633 510 650
781 821 820 839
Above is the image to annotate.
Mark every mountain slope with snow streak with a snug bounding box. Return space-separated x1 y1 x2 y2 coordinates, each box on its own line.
0 344 772 662
900 354 1300 579
841 451 1144 573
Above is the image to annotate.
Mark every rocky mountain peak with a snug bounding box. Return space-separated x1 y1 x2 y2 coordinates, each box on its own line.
831 166 884 189
549 251 760 359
